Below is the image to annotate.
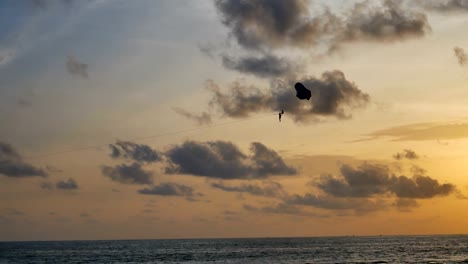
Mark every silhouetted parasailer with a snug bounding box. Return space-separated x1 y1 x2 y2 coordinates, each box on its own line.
294 82 311 100
279 109 284 122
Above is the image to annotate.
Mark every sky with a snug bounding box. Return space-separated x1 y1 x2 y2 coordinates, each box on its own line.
1 0 468 241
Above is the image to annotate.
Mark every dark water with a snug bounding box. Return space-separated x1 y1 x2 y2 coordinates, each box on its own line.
1 235 468 263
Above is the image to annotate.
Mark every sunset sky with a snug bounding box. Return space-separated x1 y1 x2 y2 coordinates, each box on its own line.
1 0 468 241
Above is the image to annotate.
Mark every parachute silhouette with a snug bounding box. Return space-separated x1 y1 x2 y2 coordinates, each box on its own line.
294 82 311 100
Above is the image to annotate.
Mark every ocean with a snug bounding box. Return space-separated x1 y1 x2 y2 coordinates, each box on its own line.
1 235 467 263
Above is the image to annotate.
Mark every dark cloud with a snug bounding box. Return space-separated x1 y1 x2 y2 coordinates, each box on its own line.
335 0 430 50
165 140 296 179
243 203 317 216
207 80 271 118
66 55 88 78
198 43 218 59
221 54 299 78
315 163 456 199
101 162 153 184
0 142 47 178
358 122 468 142
208 70 369 122
214 0 340 51
391 175 455 199
316 164 391 198
17 99 33 107
31 0 83 9
46 165 62 173
454 46 467 66
138 183 197 197
173 107 212 125
109 141 162 163
285 193 387 214
2 208 24 216
393 149 419 160
211 181 285 197
40 182 53 190
250 142 297 176
56 178 79 190
214 0 429 53
422 0 468 12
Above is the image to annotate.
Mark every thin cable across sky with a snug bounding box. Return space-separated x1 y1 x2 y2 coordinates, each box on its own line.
24 113 278 160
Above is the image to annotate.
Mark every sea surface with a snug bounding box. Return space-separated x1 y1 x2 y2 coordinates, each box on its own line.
1 235 468 263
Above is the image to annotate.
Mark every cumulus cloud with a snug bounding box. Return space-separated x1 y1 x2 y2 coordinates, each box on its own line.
221 54 299 78
393 149 419 160
208 70 369 122
214 0 341 51
165 140 296 179
213 0 429 52
101 162 153 184
211 181 285 197
315 163 456 199
138 183 198 197
109 141 162 163
335 0 429 49
173 107 212 125
0 142 47 178
274 162 458 214
454 46 467 66
66 55 88 78
56 178 79 190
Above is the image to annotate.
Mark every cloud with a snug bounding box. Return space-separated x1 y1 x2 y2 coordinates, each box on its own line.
0 49 16 66
250 142 297 176
315 163 456 199
208 70 370 122
213 0 429 54
316 164 391 198
243 203 319 216
393 149 419 160
165 140 296 179
333 0 429 50
173 107 212 125
277 162 458 214
138 183 198 197
66 55 88 78
285 193 388 214
211 181 285 197
221 54 299 78
56 178 79 190
46 165 62 173
40 182 53 190
359 122 468 142
31 0 84 9
214 0 340 51
207 80 271 118
2 208 24 216
0 142 47 178
109 141 162 163
101 162 153 184
454 46 467 66
422 0 468 12
391 175 455 199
